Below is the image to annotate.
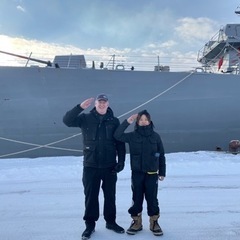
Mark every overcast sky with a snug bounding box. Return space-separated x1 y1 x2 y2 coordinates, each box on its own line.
0 0 240 68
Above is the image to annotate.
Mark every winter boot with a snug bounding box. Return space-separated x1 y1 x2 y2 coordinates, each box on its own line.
106 221 125 233
150 215 163 236
82 221 95 240
126 213 143 235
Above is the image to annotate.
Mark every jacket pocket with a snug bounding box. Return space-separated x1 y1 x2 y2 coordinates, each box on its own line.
131 154 142 172
145 138 159 172
83 144 96 164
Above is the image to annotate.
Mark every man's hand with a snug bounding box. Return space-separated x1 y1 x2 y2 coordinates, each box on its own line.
113 163 125 173
80 98 94 109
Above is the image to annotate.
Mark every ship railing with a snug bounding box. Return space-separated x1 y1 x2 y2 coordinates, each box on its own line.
86 54 204 72
197 28 227 62
0 51 203 72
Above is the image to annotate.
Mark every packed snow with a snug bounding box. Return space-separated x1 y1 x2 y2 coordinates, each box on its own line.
0 151 240 240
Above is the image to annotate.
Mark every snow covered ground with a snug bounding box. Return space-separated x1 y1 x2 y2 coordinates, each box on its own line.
0 151 240 240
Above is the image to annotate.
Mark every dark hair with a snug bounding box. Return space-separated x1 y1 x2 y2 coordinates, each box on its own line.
136 110 151 123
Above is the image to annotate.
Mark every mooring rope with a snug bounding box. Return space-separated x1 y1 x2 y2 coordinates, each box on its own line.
0 72 194 158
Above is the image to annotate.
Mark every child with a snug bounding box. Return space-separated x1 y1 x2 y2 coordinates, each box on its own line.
114 110 166 236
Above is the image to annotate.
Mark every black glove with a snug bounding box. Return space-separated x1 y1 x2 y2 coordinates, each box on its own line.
113 163 125 173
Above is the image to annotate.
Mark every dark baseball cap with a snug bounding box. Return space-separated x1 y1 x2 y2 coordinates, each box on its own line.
96 94 108 101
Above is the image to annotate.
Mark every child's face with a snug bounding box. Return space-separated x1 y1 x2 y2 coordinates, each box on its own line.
138 114 150 126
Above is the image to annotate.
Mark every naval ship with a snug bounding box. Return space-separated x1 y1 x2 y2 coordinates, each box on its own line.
0 23 240 158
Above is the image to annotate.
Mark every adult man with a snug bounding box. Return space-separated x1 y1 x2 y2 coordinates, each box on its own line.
63 94 126 239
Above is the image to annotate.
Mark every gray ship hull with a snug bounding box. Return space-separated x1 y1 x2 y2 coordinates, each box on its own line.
0 66 240 158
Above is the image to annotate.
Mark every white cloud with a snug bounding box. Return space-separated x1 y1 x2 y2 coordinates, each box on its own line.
0 34 201 71
0 35 131 67
146 40 177 50
175 17 219 43
16 5 25 12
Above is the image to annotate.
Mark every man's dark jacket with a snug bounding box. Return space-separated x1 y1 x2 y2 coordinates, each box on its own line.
114 119 166 176
63 105 125 168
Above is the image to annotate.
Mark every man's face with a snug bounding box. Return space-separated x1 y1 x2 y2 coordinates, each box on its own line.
95 100 109 115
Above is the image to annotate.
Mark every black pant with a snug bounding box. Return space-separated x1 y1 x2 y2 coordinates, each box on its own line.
82 167 117 223
128 171 159 216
